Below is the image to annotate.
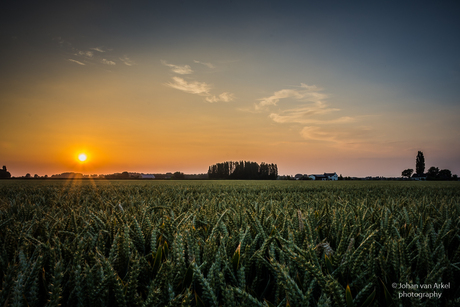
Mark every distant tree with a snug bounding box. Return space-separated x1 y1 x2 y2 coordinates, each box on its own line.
416 151 425 175
427 166 439 180
402 168 414 179
438 169 452 180
121 171 130 178
173 172 185 180
338 174 343 180
34 174 39 178
25 173 31 178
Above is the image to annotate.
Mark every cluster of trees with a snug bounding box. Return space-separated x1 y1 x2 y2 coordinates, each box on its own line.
26 174 48 179
425 167 455 180
104 171 132 179
402 151 456 180
172 171 185 179
0 166 11 178
208 161 278 179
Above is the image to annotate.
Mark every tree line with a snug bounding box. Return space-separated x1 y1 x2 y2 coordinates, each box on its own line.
208 161 278 179
402 151 457 180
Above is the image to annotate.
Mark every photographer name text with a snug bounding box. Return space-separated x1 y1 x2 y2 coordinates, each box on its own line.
392 282 450 290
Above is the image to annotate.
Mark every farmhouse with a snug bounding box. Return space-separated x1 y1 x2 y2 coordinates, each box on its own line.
309 172 338 181
141 174 156 179
411 173 427 180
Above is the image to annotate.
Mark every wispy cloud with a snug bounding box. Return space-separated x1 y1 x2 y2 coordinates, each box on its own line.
54 36 71 48
166 77 211 95
165 77 234 102
102 59 116 65
119 56 135 66
77 51 93 57
56 39 128 68
256 84 327 110
163 60 233 102
194 60 215 69
268 106 351 124
300 126 372 144
90 47 105 53
161 60 193 74
68 59 85 65
257 83 372 144
206 92 235 103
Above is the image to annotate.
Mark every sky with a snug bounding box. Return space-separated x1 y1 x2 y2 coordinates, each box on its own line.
1 0 459 177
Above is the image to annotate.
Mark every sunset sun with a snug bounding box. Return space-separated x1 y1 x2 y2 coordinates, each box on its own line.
78 154 87 162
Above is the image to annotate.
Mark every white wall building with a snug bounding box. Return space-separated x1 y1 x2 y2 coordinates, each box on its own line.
325 172 338 180
309 172 338 180
141 174 155 179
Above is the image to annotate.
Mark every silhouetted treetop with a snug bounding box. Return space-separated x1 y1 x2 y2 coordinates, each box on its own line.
173 171 185 180
0 166 11 179
416 151 425 175
402 169 413 178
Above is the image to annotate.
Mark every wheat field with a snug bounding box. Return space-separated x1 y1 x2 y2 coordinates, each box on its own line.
0 180 459 306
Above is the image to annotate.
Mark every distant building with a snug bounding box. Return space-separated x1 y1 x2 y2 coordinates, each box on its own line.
411 173 427 180
309 174 326 180
309 172 338 181
141 174 155 179
294 174 311 180
325 173 338 180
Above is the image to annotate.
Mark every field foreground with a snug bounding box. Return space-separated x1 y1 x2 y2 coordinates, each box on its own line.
0 180 459 306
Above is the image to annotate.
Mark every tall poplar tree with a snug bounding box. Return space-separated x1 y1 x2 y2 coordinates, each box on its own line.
416 151 425 175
